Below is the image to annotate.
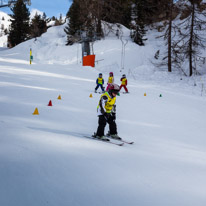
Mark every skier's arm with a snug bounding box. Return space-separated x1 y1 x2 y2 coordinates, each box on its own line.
111 105 116 120
111 104 116 113
99 95 108 114
96 78 98 84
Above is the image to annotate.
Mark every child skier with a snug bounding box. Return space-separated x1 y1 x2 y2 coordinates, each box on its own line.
106 72 114 91
119 74 129 93
95 73 104 93
95 83 120 140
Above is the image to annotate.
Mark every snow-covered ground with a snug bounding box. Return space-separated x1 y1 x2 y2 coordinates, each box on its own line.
0 11 11 47
0 23 206 206
0 9 64 47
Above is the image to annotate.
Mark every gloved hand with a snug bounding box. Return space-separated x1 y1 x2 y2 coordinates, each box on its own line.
111 113 116 120
104 113 111 120
113 105 116 113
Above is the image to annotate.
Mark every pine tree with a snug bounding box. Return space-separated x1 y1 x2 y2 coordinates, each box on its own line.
121 1 132 28
55 14 64 26
131 0 147 46
101 0 132 27
42 12 47 20
30 13 47 39
64 0 84 45
8 0 30 47
145 0 171 24
64 0 132 45
51 16 56 21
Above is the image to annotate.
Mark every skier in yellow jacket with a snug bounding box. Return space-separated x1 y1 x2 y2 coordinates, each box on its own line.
95 83 120 140
95 73 104 93
106 72 114 91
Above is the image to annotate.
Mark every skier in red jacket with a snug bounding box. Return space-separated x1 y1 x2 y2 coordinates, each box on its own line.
119 74 128 93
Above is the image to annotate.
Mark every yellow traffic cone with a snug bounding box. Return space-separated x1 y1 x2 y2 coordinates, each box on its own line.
33 107 39 115
57 95 61 100
144 93 147 96
89 93 93 98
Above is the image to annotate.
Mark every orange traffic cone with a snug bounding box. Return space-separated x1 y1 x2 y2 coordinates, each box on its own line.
89 93 93 98
144 93 147 96
48 100 52 106
57 95 61 100
33 108 39 115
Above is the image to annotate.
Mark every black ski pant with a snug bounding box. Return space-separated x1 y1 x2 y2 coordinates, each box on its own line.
96 115 117 137
95 84 104 92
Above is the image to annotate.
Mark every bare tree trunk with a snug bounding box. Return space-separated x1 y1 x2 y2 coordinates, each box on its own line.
168 0 173 72
189 1 195 76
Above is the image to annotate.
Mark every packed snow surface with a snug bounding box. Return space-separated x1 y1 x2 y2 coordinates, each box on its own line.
0 24 206 206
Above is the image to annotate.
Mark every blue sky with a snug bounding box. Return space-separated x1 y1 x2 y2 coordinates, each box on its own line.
0 0 72 17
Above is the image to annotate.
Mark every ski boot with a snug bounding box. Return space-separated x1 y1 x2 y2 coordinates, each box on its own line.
96 136 109 141
106 131 121 140
110 134 121 140
93 133 109 141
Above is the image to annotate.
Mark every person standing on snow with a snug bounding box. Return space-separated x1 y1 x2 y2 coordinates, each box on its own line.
95 73 104 93
106 72 114 91
119 74 129 93
95 83 120 140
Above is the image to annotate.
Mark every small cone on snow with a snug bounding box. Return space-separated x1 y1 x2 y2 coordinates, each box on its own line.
57 95 61 100
159 94 162 97
33 107 39 115
48 100 52 106
144 93 147 96
89 93 93 98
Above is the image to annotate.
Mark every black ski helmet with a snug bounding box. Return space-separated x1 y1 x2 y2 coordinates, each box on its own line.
122 74 126 78
99 73 102 77
108 83 120 95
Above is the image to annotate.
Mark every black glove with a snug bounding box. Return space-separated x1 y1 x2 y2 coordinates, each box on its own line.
104 113 111 120
111 113 116 120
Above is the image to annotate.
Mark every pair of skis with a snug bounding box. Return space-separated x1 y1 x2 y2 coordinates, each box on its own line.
84 133 134 146
122 92 129 94
94 91 105 94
